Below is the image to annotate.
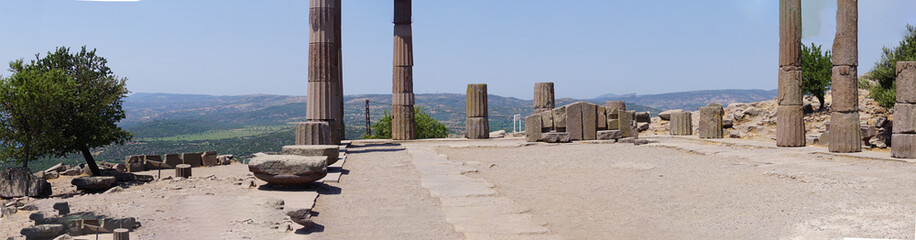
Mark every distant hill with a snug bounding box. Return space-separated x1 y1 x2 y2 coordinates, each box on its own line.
593 89 777 111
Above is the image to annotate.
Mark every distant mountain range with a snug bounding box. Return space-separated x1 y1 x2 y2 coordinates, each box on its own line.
593 89 778 111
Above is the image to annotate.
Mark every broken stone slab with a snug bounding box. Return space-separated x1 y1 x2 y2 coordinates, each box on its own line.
44 163 65 173
618 110 636 138
605 101 626 111
20 224 65 239
894 103 916 134
552 106 567 130
488 130 506 138
286 208 313 227
637 123 649 132
538 110 554 130
597 130 622 140
635 112 650 123
201 151 218 167
182 152 203 167
163 154 180 169
217 155 234 165
61 168 81 176
597 106 607 130
281 145 340 165
525 115 542 142
98 169 154 183
582 103 597 140
71 176 117 193
113 163 127 173
248 155 328 185
125 155 145 173
0 167 52 199
892 134 916 159
658 109 684 121
53 202 69 216
566 102 584 140
541 132 570 143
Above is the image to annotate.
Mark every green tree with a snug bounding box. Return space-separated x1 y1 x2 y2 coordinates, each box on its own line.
9 47 131 175
866 24 916 108
0 67 75 168
801 43 832 110
363 107 448 139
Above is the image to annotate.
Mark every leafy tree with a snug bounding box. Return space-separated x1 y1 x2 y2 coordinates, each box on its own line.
801 43 832 110
9 47 131 175
0 67 75 168
363 107 448 139
867 24 916 108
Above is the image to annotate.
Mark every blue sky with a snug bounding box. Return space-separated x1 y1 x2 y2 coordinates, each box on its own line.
1 0 914 99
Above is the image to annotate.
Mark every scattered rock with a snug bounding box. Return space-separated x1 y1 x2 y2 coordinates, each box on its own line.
488 130 506 138
61 168 81 176
113 164 127 173
101 217 140 232
42 171 59 180
658 109 683 121
70 176 117 193
597 130 622 140
20 224 65 239
0 167 52 199
44 163 65 173
201 151 219 167
2 205 18 218
53 202 69 216
248 155 328 185
286 208 313 227
217 155 234 165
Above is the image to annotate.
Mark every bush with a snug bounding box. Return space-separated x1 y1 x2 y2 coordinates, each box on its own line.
867 24 916 108
363 107 448 139
801 43 832 109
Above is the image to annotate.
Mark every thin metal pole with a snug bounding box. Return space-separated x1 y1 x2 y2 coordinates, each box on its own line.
365 100 371 136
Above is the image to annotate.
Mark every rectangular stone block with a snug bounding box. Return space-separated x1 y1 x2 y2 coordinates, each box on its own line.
827 112 861 153
552 106 567 131
566 103 583 140
201 151 219 167
897 62 916 103
163 154 181 169
619 110 636 138
597 106 607 130
699 105 724 139
542 132 570 143
143 155 163 170
669 112 692 136
582 103 597 140
526 115 542 142
607 119 619 130
776 105 806 147
892 134 916 159
539 111 554 130
894 103 916 134
778 66 803 106
635 112 650 123
597 130 622 140
831 65 858 112
181 152 203 168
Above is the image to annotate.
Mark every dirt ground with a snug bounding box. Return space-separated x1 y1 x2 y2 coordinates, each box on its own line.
439 138 916 240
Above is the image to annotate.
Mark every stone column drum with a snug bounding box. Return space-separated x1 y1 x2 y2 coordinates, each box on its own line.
777 0 805 147
466 84 489 139
392 0 416 140
306 0 343 144
828 0 861 153
526 115 542 142
296 121 332 145
533 82 555 113
669 111 692 136
699 103 724 139
893 62 916 158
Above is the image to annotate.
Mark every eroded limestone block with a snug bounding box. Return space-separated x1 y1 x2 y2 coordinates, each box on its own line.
248 155 328 185
282 145 339 165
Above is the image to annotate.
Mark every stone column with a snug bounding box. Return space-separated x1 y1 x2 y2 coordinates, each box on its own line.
605 101 626 111
306 0 343 144
295 121 331 145
893 62 916 158
334 0 345 141
533 82 555 113
828 0 861 153
526 115 542 142
392 0 416 140
777 0 805 147
669 112 692 136
466 84 489 139
698 103 724 139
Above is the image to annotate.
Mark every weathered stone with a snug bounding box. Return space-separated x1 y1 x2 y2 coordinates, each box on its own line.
619 110 636 138
113 164 127 173
71 176 116 193
699 103 725 139
552 106 566 131
53 202 69 216
658 109 683 121
539 111 554 130
163 154 181 169
597 106 607 130
61 168 81 176
894 103 916 134
201 151 218 167
832 0 858 66
0 167 51 199
898 62 916 104
181 152 203 168
248 155 328 185
101 217 139 232
582 103 597 140
828 112 862 153
113 228 129 240
465 117 490 139
605 101 626 111
466 84 488 118
43 171 60 180
392 0 416 140
831 65 858 112
777 105 806 147
175 164 192 178
778 66 803 106
20 224 64 239
669 112 692 135
217 155 234 165
98 169 153 183
779 0 802 67
44 163 65 173
282 145 339 165
143 155 163 170
391 105 416 140
125 155 145 173
723 119 734 129
597 130 622 140
295 121 332 145
635 112 650 123
892 134 916 159
542 132 571 143
287 208 313 227
637 123 649 132
526 115 542 142
566 102 584 140
533 82 555 111
607 119 620 131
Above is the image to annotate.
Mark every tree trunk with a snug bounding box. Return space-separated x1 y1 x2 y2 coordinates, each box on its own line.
80 145 101 176
817 95 826 110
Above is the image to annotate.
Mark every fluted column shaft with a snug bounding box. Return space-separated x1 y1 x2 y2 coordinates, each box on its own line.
777 0 805 147
391 0 416 140
533 82 555 113
828 0 861 153
307 0 343 144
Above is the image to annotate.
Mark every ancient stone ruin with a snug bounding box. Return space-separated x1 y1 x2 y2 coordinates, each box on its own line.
296 121 332 145
17 201 140 239
466 84 489 139
306 0 345 145
533 82 555 113
828 0 861 153
669 111 693 136
699 103 724 139
776 0 805 147
893 61 916 158
392 0 417 140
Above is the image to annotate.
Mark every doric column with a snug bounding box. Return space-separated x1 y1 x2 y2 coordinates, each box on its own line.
334 0 345 141
699 103 724 139
533 82 555 113
306 0 343 144
392 0 416 140
466 84 489 139
893 62 916 158
828 0 860 153
777 0 805 147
